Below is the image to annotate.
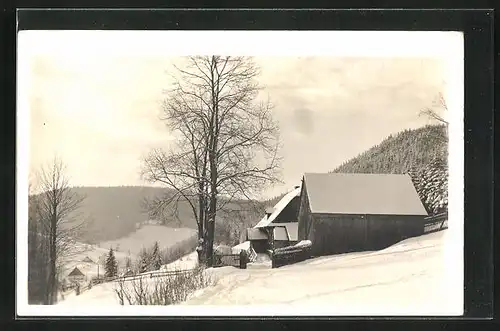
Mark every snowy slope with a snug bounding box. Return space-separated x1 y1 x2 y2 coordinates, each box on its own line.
57 230 459 315
59 225 196 282
58 251 200 305
185 231 449 309
59 242 132 281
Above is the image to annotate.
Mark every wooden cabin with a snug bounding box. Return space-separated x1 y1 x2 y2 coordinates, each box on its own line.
67 267 86 283
297 173 428 257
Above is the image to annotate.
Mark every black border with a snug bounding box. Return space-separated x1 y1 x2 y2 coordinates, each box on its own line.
14 9 482 31
2 7 495 329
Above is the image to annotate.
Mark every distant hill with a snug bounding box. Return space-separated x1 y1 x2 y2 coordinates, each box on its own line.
36 186 266 244
68 186 177 243
99 225 197 256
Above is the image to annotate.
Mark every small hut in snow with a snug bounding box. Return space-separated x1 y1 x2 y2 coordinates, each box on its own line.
297 172 428 256
67 267 86 283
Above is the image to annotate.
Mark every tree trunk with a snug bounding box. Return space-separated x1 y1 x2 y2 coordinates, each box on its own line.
206 149 217 267
206 211 215 267
47 214 58 304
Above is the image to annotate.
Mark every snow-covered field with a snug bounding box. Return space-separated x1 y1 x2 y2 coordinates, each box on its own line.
56 230 460 315
100 225 196 256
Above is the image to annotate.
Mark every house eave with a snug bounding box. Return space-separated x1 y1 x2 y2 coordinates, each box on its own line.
309 211 428 217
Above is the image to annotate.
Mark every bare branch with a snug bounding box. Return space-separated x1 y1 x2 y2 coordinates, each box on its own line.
141 56 282 266
419 92 449 125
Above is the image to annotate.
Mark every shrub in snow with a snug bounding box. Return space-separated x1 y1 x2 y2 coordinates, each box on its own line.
113 266 215 305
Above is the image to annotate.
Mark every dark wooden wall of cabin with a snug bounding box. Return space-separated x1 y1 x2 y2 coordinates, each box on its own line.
365 214 424 249
297 183 313 242
308 214 425 257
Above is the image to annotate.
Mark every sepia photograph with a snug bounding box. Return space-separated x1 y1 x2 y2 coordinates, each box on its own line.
16 30 464 316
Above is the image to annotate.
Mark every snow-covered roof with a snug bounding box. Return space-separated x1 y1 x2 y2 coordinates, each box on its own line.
304 173 428 216
255 186 301 228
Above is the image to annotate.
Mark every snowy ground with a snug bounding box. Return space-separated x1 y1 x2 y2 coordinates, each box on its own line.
100 225 196 256
185 231 450 309
58 251 200 305
59 243 132 281
56 230 460 315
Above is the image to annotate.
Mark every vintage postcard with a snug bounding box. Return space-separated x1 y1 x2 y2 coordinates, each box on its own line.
16 30 464 316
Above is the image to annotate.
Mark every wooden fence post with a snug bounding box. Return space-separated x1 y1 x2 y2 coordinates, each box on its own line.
239 250 247 269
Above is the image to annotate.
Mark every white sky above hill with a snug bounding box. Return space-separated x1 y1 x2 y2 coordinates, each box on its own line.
18 31 460 198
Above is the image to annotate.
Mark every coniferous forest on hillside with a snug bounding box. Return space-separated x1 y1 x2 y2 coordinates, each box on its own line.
332 124 447 175
331 124 448 215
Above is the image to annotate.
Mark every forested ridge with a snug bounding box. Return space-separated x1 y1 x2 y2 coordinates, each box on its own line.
331 124 448 215
266 125 448 215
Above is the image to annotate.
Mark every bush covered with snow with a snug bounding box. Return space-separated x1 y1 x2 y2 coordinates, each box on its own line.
113 266 214 305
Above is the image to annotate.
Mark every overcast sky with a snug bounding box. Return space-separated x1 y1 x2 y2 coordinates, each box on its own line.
21 31 456 199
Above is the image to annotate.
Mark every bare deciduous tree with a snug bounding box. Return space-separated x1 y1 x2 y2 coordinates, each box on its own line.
31 157 88 304
419 92 449 125
141 56 282 266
